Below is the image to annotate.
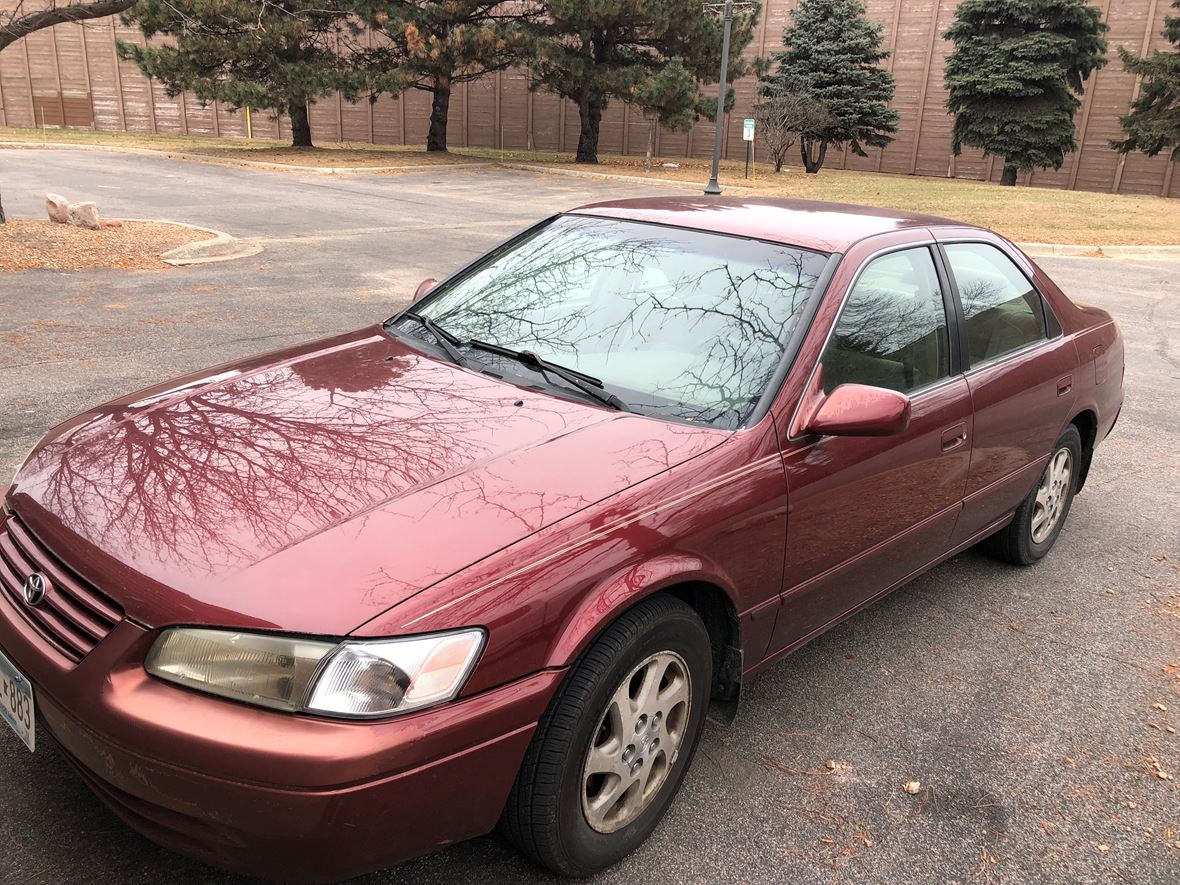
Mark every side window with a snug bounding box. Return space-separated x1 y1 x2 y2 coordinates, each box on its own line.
821 247 950 395
944 243 1048 365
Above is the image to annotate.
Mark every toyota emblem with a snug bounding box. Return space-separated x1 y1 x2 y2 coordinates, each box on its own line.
22 572 47 607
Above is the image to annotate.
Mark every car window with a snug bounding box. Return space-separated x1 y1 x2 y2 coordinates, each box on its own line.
944 243 1048 365
821 247 950 395
398 215 830 429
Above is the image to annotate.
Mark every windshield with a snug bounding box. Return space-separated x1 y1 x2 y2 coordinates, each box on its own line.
391 215 829 429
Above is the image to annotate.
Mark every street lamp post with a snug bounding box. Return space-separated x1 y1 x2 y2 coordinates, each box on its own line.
704 0 735 195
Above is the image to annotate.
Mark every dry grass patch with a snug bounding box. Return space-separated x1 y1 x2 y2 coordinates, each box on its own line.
472 151 1180 246
0 220 215 271
4 128 1178 244
0 128 483 168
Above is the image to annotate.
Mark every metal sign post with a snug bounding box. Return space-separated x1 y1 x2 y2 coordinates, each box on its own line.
743 117 754 179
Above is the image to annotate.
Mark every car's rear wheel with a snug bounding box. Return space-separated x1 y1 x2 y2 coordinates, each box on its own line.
501 594 711 877
984 425 1082 565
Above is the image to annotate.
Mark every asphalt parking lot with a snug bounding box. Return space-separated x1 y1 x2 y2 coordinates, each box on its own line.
0 149 1177 885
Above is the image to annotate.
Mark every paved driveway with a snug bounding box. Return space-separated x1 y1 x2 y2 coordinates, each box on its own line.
0 150 1177 885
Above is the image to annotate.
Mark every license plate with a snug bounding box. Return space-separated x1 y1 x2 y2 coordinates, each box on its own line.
0 647 35 752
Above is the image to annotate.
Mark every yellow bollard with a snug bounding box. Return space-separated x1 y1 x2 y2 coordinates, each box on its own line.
245 106 253 140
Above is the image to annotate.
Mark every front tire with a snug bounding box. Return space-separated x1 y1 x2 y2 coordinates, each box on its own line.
501 594 711 877
984 425 1082 565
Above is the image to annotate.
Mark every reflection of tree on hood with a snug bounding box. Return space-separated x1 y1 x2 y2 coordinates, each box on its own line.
21 347 530 573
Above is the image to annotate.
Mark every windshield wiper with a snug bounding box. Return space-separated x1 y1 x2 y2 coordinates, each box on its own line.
468 340 629 412
400 311 471 368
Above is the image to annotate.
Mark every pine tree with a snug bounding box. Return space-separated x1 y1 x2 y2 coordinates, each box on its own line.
119 0 374 148
944 0 1108 187
762 0 897 174
527 0 756 164
1112 0 1180 162
355 1 539 152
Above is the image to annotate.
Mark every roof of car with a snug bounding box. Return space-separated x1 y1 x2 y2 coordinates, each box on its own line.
568 196 969 254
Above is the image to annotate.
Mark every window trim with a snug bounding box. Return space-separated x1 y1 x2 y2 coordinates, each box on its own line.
934 239 1064 373
787 241 960 443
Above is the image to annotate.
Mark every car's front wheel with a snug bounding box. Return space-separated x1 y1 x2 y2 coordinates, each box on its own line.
501 594 711 877
984 425 1082 565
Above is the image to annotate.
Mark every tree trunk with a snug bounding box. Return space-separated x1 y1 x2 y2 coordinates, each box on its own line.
427 78 451 153
800 138 828 174
1000 164 1018 186
576 95 604 164
289 101 313 149
0 187 6 224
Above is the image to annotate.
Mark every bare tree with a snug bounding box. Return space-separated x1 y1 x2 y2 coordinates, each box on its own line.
753 93 833 173
1 0 135 53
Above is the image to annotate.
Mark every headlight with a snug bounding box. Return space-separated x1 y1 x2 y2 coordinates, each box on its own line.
146 627 485 718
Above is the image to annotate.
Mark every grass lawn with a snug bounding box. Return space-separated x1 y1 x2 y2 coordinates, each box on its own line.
3 127 1178 245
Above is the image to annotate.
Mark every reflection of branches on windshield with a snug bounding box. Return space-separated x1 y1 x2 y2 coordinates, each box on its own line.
419 215 826 428
429 221 669 353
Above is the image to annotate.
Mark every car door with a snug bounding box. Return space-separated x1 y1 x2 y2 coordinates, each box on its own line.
934 234 1078 544
767 240 973 653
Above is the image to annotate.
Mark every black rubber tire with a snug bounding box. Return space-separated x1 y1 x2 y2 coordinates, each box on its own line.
500 594 712 877
983 425 1082 566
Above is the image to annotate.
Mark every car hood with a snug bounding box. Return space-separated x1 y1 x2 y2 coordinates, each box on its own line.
8 327 727 634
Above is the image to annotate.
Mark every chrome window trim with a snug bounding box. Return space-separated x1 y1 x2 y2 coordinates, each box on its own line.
786 239 957 444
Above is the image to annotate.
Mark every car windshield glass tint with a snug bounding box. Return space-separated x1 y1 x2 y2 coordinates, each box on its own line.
403 215 828 428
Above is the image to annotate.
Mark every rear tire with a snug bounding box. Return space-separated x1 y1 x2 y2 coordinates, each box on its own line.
501 594 711 877
984 425 1081 566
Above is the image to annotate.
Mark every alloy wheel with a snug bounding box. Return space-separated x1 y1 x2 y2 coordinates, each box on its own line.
581 651 692 834
1031 447 1073 544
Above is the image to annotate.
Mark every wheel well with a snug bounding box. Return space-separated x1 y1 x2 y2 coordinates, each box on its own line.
663 582 742 708
1070 410 1097 492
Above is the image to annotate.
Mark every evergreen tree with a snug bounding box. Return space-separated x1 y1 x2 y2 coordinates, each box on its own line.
762 0 897 174
355 1 539 152
119 0 374 148
527 0 756 164
944 0 1108 186
1112 0 1180 162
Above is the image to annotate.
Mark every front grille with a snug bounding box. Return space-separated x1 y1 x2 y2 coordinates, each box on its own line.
0 511 123 662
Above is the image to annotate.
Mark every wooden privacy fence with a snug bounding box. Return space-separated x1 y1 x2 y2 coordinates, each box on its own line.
0 0 1176 197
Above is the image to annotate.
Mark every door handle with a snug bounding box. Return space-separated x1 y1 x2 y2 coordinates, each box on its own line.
1057 375 1073 396
941 423 967 452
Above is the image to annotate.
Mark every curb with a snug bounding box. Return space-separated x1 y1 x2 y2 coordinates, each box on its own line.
1016 242 1180 261
114 220 263 266
0 141 491 175
499 161 754 193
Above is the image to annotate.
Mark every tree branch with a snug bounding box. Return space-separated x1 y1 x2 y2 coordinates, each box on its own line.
1 0 137 54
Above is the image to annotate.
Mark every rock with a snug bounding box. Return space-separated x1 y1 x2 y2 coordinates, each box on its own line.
903 780 921 795
101 219 124 229
45 193 70 224
661 162 680 168
67 201 101 230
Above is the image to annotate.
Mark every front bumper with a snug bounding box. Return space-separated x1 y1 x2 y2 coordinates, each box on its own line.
0 591 563 882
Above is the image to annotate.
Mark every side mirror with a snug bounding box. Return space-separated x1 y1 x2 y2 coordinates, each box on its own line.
413 278 438 302
801 383 911 437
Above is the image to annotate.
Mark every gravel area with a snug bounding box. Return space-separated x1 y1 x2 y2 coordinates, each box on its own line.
0 219 215 271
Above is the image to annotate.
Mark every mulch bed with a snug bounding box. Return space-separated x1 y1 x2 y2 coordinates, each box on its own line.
0 219 215 271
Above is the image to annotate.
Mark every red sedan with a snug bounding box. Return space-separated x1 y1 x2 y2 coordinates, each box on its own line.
0 198 1122 881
